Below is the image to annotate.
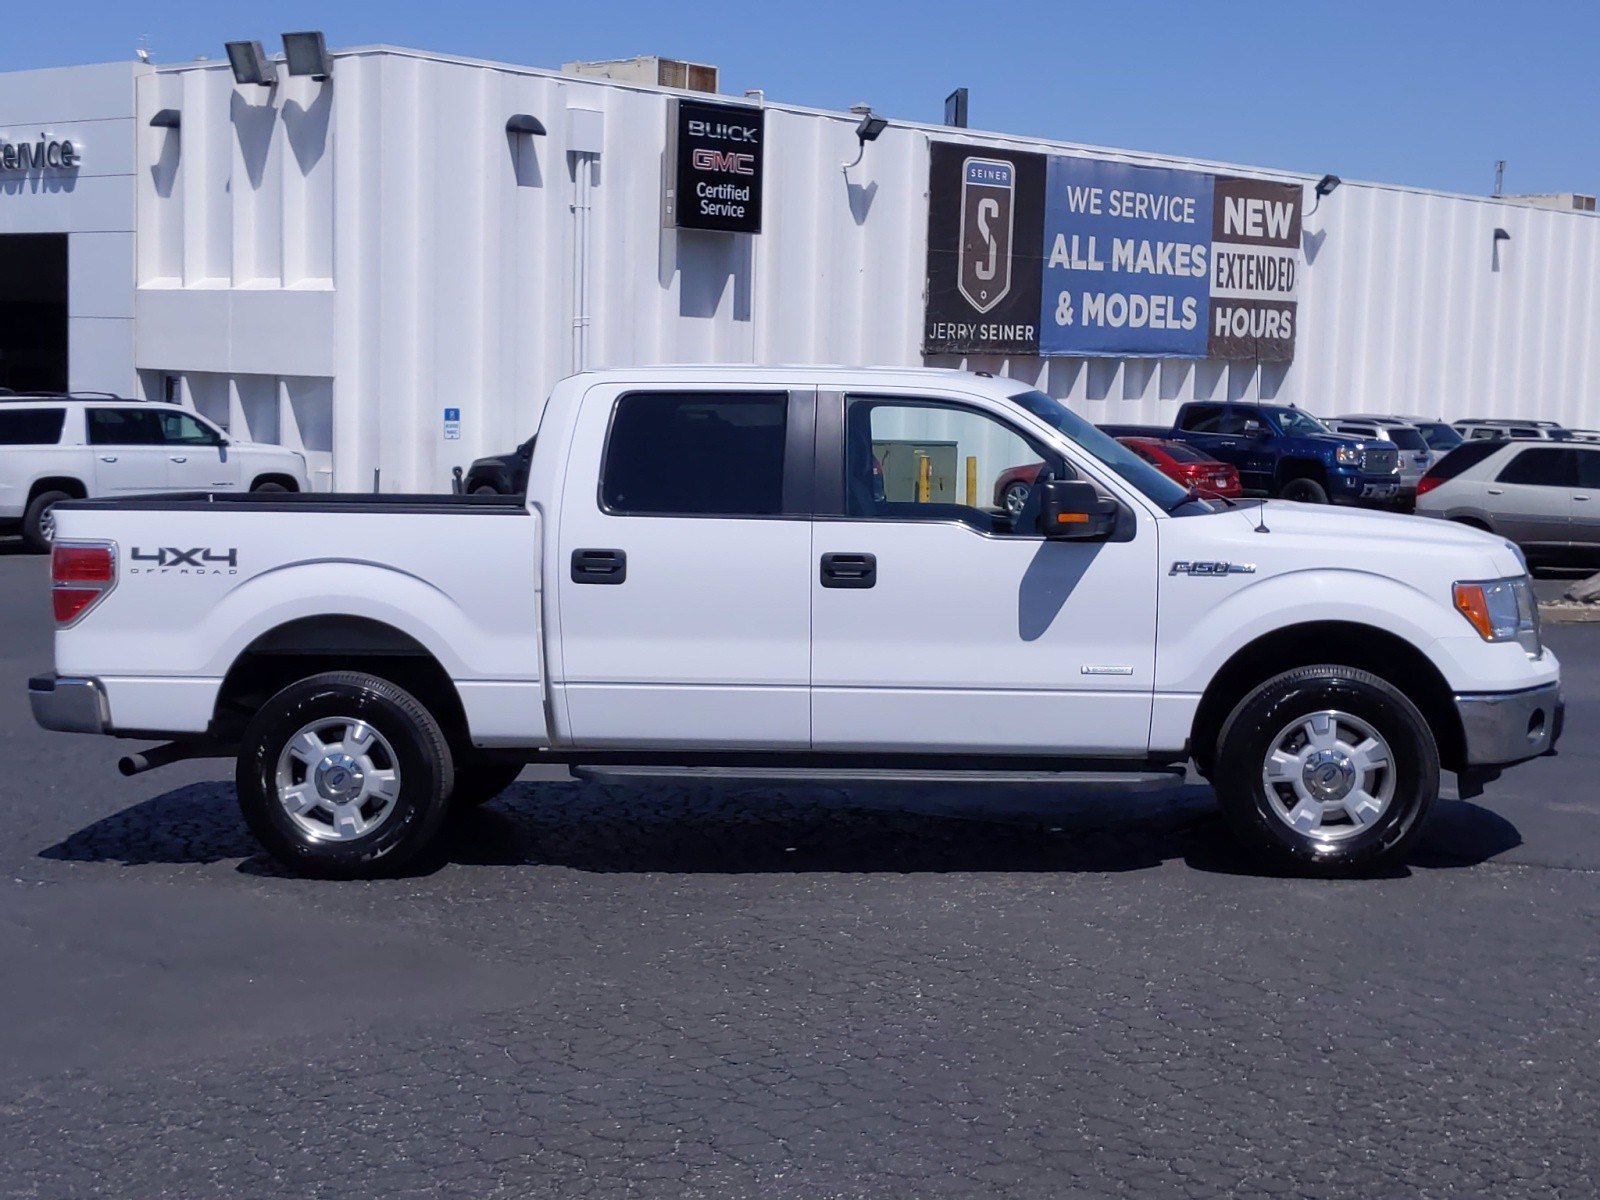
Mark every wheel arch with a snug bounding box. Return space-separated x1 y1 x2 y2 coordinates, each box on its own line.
249 472 301 493
212 615 471 752
27 475 88 505
1273 457 1329 487
1190 620 1465 776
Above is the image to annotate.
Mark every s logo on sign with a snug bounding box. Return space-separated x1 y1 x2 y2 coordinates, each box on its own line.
958 157 1015 313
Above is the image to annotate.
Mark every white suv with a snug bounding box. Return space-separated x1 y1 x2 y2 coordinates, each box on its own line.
0 393 309 551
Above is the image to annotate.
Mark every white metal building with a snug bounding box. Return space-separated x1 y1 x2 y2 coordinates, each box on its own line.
1 44 1596 491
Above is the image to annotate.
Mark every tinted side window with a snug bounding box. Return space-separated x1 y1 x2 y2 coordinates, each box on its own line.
1497 448 1577 487
1577 450 1600 490
87 408 165 446
601 392 788 516
0 408 65 445
1179 405 1224 432
1424 441 1502 481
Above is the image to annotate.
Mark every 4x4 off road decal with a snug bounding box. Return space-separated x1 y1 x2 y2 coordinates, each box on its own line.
958 158 1015 314
129 547 239 575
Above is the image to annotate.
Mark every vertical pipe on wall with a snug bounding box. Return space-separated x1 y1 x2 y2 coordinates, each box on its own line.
571 152 596 373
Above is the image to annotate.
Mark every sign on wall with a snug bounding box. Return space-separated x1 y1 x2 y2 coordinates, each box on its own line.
924 141 1303 362
924 143 1045 355
665 98 764 234
0 135 80 173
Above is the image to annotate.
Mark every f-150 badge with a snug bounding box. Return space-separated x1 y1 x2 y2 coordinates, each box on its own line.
1169 561 1256 577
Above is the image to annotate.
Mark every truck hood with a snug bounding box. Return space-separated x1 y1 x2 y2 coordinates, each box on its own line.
1210 500 1523 573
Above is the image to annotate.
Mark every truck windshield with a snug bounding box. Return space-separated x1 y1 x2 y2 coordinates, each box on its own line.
1007 390 1201 513
1269 408 1331 437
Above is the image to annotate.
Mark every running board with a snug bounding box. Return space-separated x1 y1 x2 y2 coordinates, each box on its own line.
572 765 1186 789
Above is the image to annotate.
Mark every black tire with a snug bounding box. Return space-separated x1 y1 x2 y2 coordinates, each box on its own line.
472 484 501 496
236 671 454 878
22 489 71 553
1278 477 1329 504
252 480 291 494
452 763 524 808
1213 665 1438 876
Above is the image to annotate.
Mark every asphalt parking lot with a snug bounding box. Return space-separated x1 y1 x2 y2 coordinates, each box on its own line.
2 544 1598 1199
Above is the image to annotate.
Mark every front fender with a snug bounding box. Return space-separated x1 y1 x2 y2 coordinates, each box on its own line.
1158 567 1466 695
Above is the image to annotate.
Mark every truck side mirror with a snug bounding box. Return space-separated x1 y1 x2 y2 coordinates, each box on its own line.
1037 479 1118 541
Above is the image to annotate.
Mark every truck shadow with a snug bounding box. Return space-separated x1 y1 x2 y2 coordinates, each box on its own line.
40 778 1522 880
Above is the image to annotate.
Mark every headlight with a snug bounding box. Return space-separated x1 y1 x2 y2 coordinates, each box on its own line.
1336 445 1362 466
1453 576 1542 656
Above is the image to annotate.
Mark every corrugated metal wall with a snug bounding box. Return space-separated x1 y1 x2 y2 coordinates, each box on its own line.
133 46 1600 492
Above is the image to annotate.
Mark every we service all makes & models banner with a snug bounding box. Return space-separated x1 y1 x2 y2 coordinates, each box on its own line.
924 141 1303 362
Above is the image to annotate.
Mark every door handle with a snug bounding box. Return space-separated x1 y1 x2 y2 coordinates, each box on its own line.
170 456 187 464
1487 488 1504 496
1575 495 1591 502
820 552 876 589
570 548 626 585
99 455 118 463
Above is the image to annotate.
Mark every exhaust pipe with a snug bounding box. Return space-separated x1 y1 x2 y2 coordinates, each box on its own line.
118 741 226 777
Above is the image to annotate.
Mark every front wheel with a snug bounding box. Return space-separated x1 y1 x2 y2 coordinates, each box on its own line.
1278 477 1329 504
237 672 454 878
1213 666 1438 876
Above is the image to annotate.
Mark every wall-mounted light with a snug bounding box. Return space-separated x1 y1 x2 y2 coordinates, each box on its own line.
1306 172 1341 215
281 31 330 81
1493 227 1511 242
505 114 547 136
224 40 276 88
149 109 181 128
843 104 887 170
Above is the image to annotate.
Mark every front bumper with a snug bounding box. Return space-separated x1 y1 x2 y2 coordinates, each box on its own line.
29 675 109 735
1329 470 1403 506
1454 681 1563 768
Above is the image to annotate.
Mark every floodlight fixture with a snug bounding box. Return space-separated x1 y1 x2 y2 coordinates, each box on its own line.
281 31 331 81
225 40 276 87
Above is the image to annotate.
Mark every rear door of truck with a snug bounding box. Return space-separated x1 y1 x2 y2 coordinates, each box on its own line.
553 382 816 748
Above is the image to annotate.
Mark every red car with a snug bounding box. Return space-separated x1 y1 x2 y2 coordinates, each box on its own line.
993 437 1241 515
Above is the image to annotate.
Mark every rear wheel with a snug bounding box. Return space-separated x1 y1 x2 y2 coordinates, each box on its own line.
1278 477 1329 504
237 672 454 878
1213 666 1438 876
22 489 71 553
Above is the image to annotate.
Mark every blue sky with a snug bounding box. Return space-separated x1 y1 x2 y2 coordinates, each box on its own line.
3 0 1593 197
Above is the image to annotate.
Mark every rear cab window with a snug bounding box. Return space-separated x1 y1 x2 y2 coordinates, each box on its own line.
600 391 792 517
0 408 66 445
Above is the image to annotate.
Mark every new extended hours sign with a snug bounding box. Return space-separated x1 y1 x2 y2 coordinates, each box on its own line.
925 141 1303 361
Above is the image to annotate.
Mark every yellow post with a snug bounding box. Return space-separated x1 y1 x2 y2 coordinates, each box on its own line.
965 456 978 508
917 453 932 503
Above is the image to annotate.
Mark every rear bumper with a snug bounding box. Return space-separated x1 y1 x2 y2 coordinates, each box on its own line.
29 674 110 734
1455 681 1563 768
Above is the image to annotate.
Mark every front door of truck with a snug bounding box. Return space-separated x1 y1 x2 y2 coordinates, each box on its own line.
155 409 240 492
809 392 1158 755
554 385 816 748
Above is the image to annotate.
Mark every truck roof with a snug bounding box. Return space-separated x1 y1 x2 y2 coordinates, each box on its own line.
565 365 1029 398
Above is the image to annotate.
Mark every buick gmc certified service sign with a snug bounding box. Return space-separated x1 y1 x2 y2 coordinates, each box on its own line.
924 140 1303 361
667 99 764 233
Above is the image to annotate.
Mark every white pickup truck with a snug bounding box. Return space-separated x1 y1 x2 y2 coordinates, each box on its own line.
31 368 1562 878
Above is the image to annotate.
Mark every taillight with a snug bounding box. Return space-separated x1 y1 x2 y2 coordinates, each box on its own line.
51 541 116 627
1416 475 1443 497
